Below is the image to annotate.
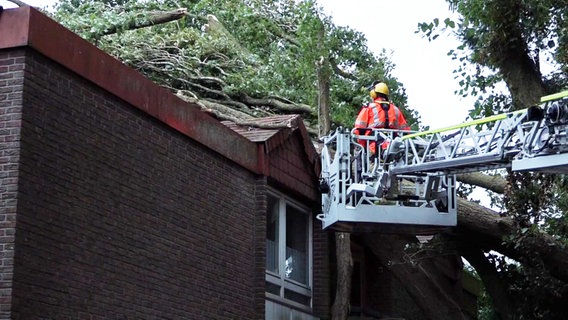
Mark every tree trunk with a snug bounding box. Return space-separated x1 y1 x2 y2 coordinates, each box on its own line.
317 59 331 138
331 232 353 320
362 234 468 320
460 246 515 319
457 172 506 194
316 21 331 139
313 21 351 320
454 172 568 284
456 199 568 283
485 1 547 106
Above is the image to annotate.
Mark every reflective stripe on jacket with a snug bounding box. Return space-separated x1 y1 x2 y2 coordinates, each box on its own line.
353 98 410 154
354 98 410 131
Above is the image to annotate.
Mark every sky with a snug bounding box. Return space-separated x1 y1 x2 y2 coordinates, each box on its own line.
1 0 475 129
316 0 475 129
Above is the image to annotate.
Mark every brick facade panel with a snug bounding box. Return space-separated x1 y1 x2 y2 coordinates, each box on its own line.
269 134 318 202
7 49 262 319
0 49 23 320
312 222 331 318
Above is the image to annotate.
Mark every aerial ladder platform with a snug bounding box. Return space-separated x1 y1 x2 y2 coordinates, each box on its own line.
317 91 568 234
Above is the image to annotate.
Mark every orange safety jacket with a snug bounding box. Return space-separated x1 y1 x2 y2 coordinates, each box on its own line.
354 98 410 154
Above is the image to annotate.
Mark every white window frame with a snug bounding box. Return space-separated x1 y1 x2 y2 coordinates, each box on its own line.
265 189 313 311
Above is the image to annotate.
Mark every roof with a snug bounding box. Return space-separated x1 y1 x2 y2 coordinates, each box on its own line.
223 114 319 164
223 115 321 195
222 114 299 142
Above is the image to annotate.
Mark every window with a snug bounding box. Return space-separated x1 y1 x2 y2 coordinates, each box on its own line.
266 191 312 308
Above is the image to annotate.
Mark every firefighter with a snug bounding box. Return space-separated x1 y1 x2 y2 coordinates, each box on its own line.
354 81 410 156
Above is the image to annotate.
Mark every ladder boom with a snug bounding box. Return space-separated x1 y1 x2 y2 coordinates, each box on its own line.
387 109 527 175
318 91 568 233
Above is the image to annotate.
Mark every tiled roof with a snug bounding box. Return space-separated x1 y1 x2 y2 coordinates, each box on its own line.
222 114 300 142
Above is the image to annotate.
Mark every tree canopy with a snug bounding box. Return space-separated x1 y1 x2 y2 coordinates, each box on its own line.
49 0 421 135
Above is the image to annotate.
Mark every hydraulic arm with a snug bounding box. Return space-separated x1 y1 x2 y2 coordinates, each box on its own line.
317 91 568 233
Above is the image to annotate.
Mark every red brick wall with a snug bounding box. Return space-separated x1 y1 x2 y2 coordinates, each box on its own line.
4 48 265 319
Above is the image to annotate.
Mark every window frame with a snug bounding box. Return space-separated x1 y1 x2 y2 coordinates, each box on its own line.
265 189 313 310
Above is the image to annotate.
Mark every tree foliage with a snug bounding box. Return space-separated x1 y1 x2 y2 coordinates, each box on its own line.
50 0 420 134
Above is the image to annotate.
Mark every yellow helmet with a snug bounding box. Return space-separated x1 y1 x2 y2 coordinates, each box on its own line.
368 81 389 100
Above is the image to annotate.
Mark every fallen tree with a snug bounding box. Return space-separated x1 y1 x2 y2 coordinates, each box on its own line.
457 198 568 283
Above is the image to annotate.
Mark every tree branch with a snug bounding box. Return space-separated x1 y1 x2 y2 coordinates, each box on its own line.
99 8 189 37
181 79 231 100
329 57 358 81
176 91 302 131
7 0 27 6
235 93 312 114
456 198 568 283
460 246 514 319
456 172 506 194
176 91 252 120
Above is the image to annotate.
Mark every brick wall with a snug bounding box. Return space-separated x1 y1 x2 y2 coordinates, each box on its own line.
312 220 331 318
0 49 24 319
253 177 268 318
5 48 264 319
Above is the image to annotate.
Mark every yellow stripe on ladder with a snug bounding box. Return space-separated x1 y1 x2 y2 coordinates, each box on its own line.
402 109 526 140
403 90 568 140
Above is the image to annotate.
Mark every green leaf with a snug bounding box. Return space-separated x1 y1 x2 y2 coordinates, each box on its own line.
444 18 455 29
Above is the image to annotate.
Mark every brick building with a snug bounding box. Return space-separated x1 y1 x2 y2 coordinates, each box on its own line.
0 6 329 319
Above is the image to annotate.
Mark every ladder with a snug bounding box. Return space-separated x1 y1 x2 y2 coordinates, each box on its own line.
317 91 568 233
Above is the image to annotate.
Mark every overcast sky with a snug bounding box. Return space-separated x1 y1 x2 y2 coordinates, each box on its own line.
316 0 476 129
2 0 477 129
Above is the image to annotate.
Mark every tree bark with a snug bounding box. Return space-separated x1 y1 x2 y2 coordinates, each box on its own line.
362 234 468 320
317 57 331 138
456 172 506 194
461 246 515 319
456 198 568 283
331 232 353 320
98 9 189 37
